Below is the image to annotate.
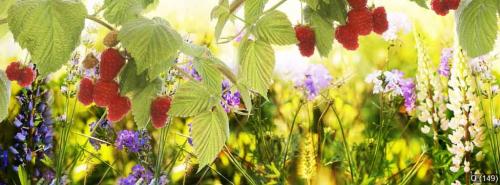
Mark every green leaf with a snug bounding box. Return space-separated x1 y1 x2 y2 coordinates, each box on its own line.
7 0 87 76
119 59 147 95
456 0 497 58
169 81 220 117
211 0 230 41
307 0 347 24
180 42 210 58
310 12 333 57
147 56 175 80
103 0 144 25
191 105 229 170
119 17 182 74
131 78 163 129
254 10 298 45
0 0 15 38
302 0 319 10
193 59 223 94
245 0 267 23
410 0 428 8
209 56 238 84
0 70 10 122
238 40 275 97
17 166 30 185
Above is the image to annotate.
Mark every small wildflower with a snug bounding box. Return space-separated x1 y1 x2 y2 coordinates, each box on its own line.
438 48 453 77
115 130 150 153
295 64 332 100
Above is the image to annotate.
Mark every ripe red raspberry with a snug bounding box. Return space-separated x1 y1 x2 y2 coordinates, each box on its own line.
107 95 131 122
18 67 36 87
372 7 389 35
93 80 120 107
347 8 373 35
347 0 367 9
99 48 125 81
6 62 22 81
150 96 172 128
78 78 95 106
444 0 460 10
335 25 359 50
431 0 449 16
294 25 316 57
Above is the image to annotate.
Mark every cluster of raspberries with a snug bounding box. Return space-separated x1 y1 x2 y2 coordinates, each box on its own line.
6 62 36 87
431 0 460 16
78 31 172 128
77 48 130 122
294 25 316 57
335 0 389 50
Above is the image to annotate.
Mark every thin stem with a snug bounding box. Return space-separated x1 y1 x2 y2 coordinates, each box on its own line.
281 101 305 170
0 18 6 25
229 0 245 14
331 104 355 183
85 15 115 31
154 122 172 184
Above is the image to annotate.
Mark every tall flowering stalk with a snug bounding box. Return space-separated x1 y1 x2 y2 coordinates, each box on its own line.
447 51 484 183
414 34 448 145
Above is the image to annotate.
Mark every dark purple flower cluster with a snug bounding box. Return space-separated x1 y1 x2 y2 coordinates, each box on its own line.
115 130 150 153
6 83 54 179
89 119 113 150
221 80 241 112
118 164 167 185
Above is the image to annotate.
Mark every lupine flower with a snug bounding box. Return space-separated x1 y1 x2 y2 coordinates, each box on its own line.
415 35 448 136
382 12 412 41
221 80 242 112
438 48 453 77
115 130 150 153
295 64 332 100
9 83 54 176
447 51 484 174
118 164 167 185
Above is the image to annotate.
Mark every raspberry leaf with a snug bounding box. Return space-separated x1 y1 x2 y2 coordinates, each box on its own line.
103 0 144 25
119 59 147 96
310 12 333 57
238 39 275 97
456 0 497 58
254 10 298 45
193 59 224 95
301 0 319 10
0 70 10 121
244 0 267 24
169 81 221 117
235 83 253 114
211 0 230 41
7 0 87 76
0 0 15 39
131 78 163 129
191 105 229 171
119 17 182 75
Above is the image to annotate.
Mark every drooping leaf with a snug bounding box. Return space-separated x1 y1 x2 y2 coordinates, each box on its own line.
456 0 497 58
119 17 182 74
254 10 298 45
103 0 144 25
191 105 229 171
0 70 10 122
410 0 428 8
7 0 87 76
236 83 252 113
169 81 220 117
0 0 15 38
238 40 275 97
147 55 176 80
211 0 230 41
131 78 163 129
119 59 147 95
245 0 268 23
193 59 223 94
309 12 333 57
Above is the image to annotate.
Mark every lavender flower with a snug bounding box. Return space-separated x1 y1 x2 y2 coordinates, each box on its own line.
0 149 7 170
221 80 242 112
438 48 453 77
89 119 113 150
295 64 332 100
180 61 202 81
115 130 150 153
118 164 167 185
